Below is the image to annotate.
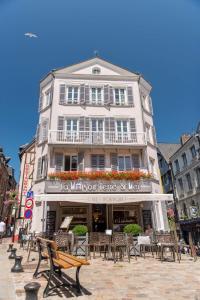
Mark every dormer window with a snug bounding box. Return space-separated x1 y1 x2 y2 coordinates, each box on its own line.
92 67 101 75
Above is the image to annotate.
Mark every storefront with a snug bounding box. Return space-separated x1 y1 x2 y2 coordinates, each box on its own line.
32 179 173 235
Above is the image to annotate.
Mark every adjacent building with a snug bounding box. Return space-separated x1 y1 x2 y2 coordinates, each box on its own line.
170 124 200 241
157 143 180 194
20 57 172 235
0 147 16 220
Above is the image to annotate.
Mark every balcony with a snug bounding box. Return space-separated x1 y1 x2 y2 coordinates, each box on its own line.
48 131 147 146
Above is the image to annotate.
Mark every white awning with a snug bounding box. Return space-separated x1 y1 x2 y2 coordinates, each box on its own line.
35 193 174 204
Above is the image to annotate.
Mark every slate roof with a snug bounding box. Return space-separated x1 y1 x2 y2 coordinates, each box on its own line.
157 143 181 163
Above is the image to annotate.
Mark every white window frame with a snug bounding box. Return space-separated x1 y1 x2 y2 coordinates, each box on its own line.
91 118 104 132
66 86 79 104
90 87 103 105
116 119 129 133
114 88 126 105
64 154 78 171
45 90 51 107
65 118 79 132
118 155 132 171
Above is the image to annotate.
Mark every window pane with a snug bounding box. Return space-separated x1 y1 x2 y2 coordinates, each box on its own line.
72 120 77 131
123 121 128 132
71 156 78 171
92 120 96 131
64 156 70 171
66 120 71 130
117 121 121 132
125 156 131 170
118 156 125 171
74 87 78 102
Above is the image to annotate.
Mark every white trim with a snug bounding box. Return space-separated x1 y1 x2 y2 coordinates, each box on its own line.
35 193 173 204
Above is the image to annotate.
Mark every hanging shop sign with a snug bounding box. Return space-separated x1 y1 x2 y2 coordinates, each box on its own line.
24 208 33 219
45 180 152 194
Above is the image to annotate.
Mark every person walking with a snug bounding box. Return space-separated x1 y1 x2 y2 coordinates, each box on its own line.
0 218 6 243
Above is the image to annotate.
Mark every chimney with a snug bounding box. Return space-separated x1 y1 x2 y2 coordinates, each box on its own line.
180 134 191 145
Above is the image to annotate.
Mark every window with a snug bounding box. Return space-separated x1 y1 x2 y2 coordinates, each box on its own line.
67 86 79 104
186 173 193 191
64 155 78 171
37 155 47 179
116 120 128 133
45 90 51 107
174 159 180 174
118 156 132 171
195 167 200 187
92 67 101 75
149 158 156 176
38 119 48 143
182 153 187 167
91 88 103 105
91 154 105 170
114 88 125 105
91 119 103 131
190 145 196 158
178 178 184 192
65 119 78 131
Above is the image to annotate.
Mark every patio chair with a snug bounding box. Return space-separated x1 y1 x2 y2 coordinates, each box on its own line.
155 233 180 262
110 233 129 263
126 234 137 260
137 235 154 258
54 232 71 253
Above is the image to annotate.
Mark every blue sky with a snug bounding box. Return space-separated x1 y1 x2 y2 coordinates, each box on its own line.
0 0 199 180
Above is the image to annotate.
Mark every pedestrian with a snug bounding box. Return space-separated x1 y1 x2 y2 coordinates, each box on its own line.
0 218 6 243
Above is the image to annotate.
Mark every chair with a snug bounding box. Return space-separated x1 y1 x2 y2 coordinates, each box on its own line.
54 232 72 253
110 233 129 263
155 233 180 262
138 235 155 258
126 234 137 260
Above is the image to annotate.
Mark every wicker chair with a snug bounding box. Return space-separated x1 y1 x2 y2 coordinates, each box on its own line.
155 233 179 262
110 233 129 263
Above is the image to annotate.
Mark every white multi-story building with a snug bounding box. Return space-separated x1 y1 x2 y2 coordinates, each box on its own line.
30 57 172 235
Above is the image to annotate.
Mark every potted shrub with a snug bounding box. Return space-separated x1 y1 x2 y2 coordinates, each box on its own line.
72 225 89 257
123 224 143 236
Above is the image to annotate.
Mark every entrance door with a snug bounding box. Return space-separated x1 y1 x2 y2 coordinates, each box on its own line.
92 204 107 232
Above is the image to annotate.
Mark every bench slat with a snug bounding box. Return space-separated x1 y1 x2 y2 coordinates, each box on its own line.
57 251 89 265
57 253 82 267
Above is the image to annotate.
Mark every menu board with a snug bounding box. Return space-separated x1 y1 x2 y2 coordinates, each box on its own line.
142 210 152 229
46 211 56 238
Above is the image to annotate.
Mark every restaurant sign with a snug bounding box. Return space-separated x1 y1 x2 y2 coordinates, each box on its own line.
45 180 152 194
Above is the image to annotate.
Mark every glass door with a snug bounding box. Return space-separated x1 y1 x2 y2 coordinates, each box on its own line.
91 119 104 144
116 120 128 142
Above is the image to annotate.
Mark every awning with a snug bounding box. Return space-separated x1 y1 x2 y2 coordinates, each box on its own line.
35 193 174 204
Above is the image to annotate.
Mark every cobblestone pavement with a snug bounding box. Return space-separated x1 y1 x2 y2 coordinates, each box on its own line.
1 239 200 300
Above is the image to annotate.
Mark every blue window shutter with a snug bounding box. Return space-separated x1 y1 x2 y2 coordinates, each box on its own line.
127 86 134 106
110 153 118 171
132 154 140 169
55 153 63 171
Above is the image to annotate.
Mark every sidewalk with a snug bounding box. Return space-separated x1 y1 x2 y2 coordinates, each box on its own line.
1 238 200 300
0 239 16 300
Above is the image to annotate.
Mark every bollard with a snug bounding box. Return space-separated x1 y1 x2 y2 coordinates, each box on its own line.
8 248 17 259
11 256 24 272
24 282 41 300
7 243 14 252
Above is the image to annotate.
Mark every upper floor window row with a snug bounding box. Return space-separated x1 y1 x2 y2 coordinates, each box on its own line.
59 84 134 106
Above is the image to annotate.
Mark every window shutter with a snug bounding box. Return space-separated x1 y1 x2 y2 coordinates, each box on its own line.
110 153 118 171
152 126 157 145
85 117 90 131
99 155 105 170
59 84 66 105
127 86 134 106
78 152 84 171
57 116 64 131
129 118 136 132
79 117 85 131
37 158 42 179
36 125 41 143
109 86 114 104
43 155 48 178
85 85 90 104
50 83 54 104
104 85 109 105
80 84 85 104
55 153 63 172
39 94 43 111
91 155 98 170
42 120 48 141
105 118 109 132
149 96 153 115
132 154 140 169
109 118 115 131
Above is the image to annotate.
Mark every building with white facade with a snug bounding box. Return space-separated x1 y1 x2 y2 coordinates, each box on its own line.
170 124 200 241
29 57 172 235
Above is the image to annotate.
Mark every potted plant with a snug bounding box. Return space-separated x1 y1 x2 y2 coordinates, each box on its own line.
123 224 143 236
72 225 89 257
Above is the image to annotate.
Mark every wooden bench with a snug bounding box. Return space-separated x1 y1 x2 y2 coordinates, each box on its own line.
33 237 89 298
